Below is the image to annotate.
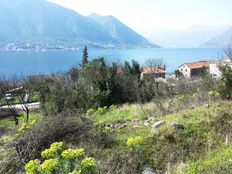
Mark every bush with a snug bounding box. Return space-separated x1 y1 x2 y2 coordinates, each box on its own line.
218 65 232 99
14 114 94 165
95 106 108 115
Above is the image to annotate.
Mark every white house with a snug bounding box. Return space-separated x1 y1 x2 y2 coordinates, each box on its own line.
178 61 214 78
209 58 232 78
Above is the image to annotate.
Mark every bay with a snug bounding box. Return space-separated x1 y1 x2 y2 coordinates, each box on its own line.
0 48 224 76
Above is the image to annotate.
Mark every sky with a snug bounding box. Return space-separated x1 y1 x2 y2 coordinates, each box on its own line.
47 0 232 34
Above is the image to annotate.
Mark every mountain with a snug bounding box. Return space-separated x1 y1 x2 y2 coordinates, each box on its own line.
201 27 232 47
0 0 154 50
89 13 156 47
146 25 231 48
0 0 115 45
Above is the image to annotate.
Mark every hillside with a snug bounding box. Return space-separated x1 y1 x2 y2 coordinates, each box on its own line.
1 100 231 173
89 13 157 47
0 0 154 50
201 27 232 47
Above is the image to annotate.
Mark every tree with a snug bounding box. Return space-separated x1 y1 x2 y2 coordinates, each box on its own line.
224 46 232 62
68 66 79 81
131 60 141 80
144 58 166 95
0 77 20 125
174 70 183 78
123 61 133 75
218 65 232 99
16 79 33 122
82 46 88 65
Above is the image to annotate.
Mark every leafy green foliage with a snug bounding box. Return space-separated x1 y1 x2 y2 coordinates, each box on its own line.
218 65 232 99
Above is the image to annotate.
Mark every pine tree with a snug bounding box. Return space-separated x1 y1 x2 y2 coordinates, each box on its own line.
82 46 88 65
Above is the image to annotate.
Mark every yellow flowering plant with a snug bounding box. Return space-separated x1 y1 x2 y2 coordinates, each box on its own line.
25 159 41 174
81 157 95 168
61 148 85 160
18 119 37 133
81 157 96 173
86 108 95 115
41 158 59 173
103 126 110 133
126 136 143 147
24 142 96 174
41 142 63 159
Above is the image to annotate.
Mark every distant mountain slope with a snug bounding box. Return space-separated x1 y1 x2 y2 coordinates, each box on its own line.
146 25 230 48
0 0 115 44
0 0 154 49
201 27 232 47
89 13 158 47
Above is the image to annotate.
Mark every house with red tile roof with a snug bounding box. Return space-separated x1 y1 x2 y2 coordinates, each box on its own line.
178 60 215 78
140 66 166 80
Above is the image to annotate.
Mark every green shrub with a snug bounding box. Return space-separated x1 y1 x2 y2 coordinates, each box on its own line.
95 106 108 115
109 104 117 110
177 95 186 102
17 119 37 133
86 108 95 115
218 65 232 99
208 91 214 97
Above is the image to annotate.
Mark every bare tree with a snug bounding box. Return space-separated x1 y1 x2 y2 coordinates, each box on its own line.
0 76 34 124
15 77 33 122
224 46 232 62
145 58 166 69
142 58 166 95
0 77 19 125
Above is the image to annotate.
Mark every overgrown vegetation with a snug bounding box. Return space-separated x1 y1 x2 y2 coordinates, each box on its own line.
0 47 232 173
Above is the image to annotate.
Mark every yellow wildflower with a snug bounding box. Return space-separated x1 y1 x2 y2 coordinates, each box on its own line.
41 142 63 159
61 148 85 160
126 137 134 146
50 142 63 152
41 158 59 172
126 136 143 146
81 157 95 168
25 159 41 174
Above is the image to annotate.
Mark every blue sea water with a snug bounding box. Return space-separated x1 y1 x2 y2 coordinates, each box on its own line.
0 48 224 76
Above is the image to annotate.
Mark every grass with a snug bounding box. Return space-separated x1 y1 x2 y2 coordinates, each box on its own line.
88 103 158 122
183 144 232 174
86 101 232 173
1 99 231 173
0 112 41 129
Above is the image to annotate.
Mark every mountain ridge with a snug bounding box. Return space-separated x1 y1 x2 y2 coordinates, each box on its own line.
145 25 231 48
0 0 156 50
201 27 232 47
88 13 154 46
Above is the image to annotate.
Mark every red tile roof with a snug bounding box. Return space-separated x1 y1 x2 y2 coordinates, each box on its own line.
141 67 165 74
184 61 215 69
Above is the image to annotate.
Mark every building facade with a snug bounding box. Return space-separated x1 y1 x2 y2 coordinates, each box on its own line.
178 61 213 78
